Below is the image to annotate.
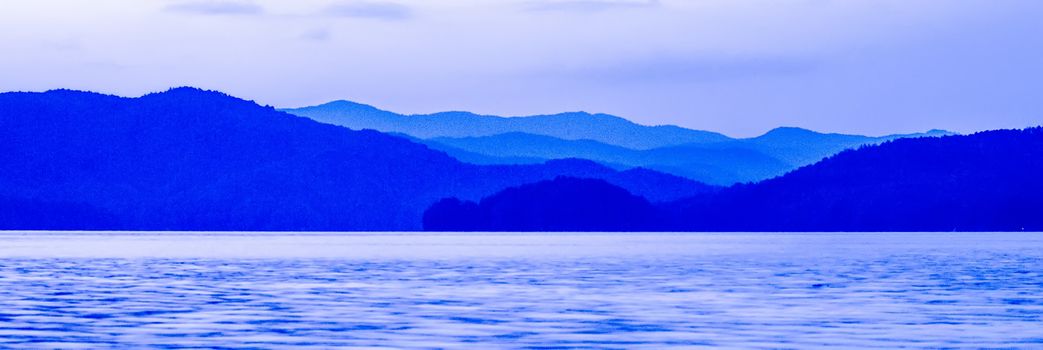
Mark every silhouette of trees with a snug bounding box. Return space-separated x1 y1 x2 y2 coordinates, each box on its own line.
424 177 657 231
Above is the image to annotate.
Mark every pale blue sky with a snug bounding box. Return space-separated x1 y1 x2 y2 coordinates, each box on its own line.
1 0 1040 136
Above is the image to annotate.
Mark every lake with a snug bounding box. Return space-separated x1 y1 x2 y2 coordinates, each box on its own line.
0 232 1041 348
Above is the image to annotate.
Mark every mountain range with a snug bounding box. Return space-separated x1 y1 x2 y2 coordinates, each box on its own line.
4 87 1035 232
0 88 714 231
284 101 950 185
282 101 730 149
426 128 1043 232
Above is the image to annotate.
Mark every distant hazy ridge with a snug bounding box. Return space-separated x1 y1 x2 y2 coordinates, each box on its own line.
284 101 949 185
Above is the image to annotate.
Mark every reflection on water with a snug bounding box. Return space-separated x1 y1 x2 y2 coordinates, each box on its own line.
0 232 1041 348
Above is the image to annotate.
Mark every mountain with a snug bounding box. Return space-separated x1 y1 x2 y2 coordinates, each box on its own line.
423 127 1043 231
596 167 719 203
428 132 636 165
424 177 657 232
423 132 790 185
392 133 547 166
731 127 953 167
420 128 948 185
282 101 731 150
285 101 950 185
638 143 792 185
667 127 1043 231
0 88 715 231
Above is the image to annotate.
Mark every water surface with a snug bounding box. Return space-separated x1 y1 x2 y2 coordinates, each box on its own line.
1 232 1041 348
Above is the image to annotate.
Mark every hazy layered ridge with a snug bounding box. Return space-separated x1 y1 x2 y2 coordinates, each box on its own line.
423 133 791 185
283 101 730 150
285 101 950 185
427 128 1043 231
0 88 714 231
0 232 1041 348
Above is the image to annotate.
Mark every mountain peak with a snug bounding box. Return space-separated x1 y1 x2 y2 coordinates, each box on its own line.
136 87 251 105
763 126 816 135
550 111 630 123
319 100 384 111
753 127 822 140
153 86 228 97
42 88 116 96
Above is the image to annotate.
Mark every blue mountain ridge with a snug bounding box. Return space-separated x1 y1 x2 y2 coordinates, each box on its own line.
283 101 951 185
423 132 791 185
0 88 715 231
425 127 1043 232
281 101 732 150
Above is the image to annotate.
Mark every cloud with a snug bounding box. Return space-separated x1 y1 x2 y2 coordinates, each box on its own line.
322 1 412 20
301 28 332 41
525 0 660 12
164 1 264 15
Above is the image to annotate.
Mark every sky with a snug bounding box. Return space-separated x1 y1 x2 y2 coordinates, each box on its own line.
1 0 1041 137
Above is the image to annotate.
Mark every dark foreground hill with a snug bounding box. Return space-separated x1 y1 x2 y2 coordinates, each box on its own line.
424 177 657 232
424 128 1043 232
0 88 714 230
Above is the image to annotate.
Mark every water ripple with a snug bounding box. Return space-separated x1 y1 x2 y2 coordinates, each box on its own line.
0 233 1041 348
